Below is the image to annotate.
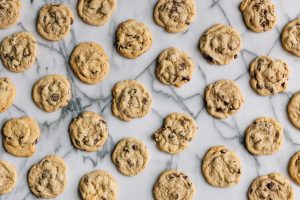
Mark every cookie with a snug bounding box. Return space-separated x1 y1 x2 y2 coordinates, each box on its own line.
69 111 108 152
116 19 153 59
0 32 37 73
79 170 118 200
0 77 16 113
249 56 289 96
240 0 277 32
37 4 74 41
156 47 194 87
199 24 242 65
245 117 283 155
153 113 197 154
288 151 300 185
2 116 40 157
202 146 242 188
287 91 300 129
112 137 149 176
32 74 71 112
248 173 294 200
0 0 21 29
153 0 196 33
111 80 152 121
77 0 116 26
205 80 244 119
69 42 110 84
153 169 195 200
281 18 300 56
0 160 17 195
28 155 67 198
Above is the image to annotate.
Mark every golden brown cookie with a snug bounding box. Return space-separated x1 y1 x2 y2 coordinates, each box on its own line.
288 151 300 185
0 160 17 195
287 91 300 129
0 77 16 113
281 18 300 56
0 0 21 29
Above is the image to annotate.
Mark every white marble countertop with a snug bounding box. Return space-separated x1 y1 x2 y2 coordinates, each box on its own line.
1 0 300 199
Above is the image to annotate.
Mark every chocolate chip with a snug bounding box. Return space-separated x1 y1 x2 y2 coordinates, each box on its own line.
221 149 227 154
178 63 186 70
50 93 60 101
142 98 148 104
234 54 238 59
181 77 190 81
94 138 99 144
204 54 215 63
266 182 275 190
132 144 137 150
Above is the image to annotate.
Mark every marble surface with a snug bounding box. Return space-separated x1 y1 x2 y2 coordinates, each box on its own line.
1 0 300 199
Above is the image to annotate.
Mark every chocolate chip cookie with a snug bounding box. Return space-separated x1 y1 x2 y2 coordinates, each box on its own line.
37 4 74 41
0 160 17 195
69 111 108 152
111 80 152 121
288 151 300 185
0 0 21 29
77 0 116 26
281 18 300 56
245 117 283 155
287 91 300 129
70 42 110 84
153 169 195 200
153 112 197 154
32 74 71 112
28 155 67 198
199 24 242 65
116 19 153 59
248 173 294 200
156 47 194 87
79 170 118 200
240 0 277 32
2 116 40 157
205 80 244 119
0 77 16 113
154 0 196 33
0 32 37 73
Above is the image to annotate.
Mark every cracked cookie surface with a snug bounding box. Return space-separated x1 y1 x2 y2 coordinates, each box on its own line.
32 74 71 112
153 169 195 200
0 32 37 72
79 170 118 200
37 4 74 41
202 146 242 188
69 111 108 152
111 80 152 121
112 137 149 176
77 0 116 26
0 160 17 195
156 47 194 87
28 155 67 198
240 0 277 32
287 91 300 129
288 151 300 185
248 173 294 200
70 42 110 84
2 116 40 157
116 19 152 59
281 18 300 56
153 113 197 154
199 24 242 65
0 0 21 29
154 0 196 33
245 117 283 155
0 77 16 113
250 56 289 96
205 80 244 119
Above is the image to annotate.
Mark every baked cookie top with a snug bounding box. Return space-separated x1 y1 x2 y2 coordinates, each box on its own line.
77 0 116 26
245 117 283 155
153 169 195 200
0 0 21 29
70 42 110 84
0 32 37 73
28 155 67 198
156 47 194 87
2 116 40 157
0 160 17 195
281 18 300 56
287 91 300 129
112 137 149 176
200 24 242 65
154 0 196 33
37 4 74 41
111 80 152 121
240 0 277 32
116 19 153 59
288 151 300 185
32 74 71 112
69 111 108 152
153 112 197 154
205 79 244 119
248 173 294 200
0 77 16 113
79 170 118 200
